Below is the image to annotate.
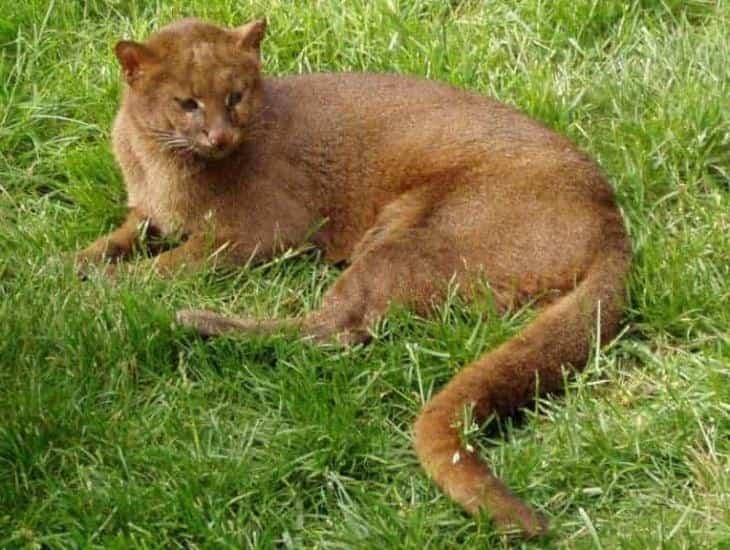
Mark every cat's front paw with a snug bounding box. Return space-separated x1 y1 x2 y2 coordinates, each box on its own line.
74 239 130 276
73 252 119 281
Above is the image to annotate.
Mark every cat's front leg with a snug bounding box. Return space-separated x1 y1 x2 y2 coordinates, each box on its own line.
116 231 276 277
75 208 147 273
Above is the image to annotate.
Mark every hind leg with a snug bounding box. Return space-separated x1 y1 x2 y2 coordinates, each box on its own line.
304 228 464 344
177 226 464 344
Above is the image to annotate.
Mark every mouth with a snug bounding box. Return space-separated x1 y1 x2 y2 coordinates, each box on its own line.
192 145 233 160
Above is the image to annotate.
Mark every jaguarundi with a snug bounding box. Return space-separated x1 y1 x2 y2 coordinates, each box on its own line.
75 17 631 538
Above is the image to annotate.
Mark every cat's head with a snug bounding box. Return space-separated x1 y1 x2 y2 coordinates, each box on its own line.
114 18 267 160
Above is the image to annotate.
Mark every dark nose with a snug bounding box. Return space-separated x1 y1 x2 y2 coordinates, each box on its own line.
208 129 230 150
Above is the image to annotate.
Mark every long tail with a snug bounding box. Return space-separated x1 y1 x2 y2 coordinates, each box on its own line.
413 241 631 537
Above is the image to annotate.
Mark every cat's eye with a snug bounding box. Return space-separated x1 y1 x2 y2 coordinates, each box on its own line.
177 98 199 112
226 92 243 108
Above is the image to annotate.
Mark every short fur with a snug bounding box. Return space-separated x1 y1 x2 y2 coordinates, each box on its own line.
77 18 631 537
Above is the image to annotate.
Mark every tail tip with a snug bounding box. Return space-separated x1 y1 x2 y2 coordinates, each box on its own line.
491 502 549 539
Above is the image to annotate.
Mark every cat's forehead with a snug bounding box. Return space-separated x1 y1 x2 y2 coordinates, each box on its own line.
178 40 239 72
190 42 226 67
163 41 255 93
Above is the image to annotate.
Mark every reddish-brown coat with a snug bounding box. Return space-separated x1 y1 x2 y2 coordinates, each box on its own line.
77 18 631 538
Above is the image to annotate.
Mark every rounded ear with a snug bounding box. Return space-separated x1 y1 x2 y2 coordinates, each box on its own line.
234 18 267 54
114 41 158 84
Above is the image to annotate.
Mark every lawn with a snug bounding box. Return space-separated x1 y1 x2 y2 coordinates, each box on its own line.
1 0 728 548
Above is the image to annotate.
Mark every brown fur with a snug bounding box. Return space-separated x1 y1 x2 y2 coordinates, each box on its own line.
77 18 631 537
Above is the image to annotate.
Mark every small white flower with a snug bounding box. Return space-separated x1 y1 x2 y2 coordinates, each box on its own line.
465 443 474 453
452 451 461 464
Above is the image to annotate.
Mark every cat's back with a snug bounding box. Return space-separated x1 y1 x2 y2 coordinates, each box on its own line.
270 72 477 108
265 72 559 149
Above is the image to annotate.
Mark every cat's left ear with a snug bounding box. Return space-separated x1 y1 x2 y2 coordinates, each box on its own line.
234 18 267 56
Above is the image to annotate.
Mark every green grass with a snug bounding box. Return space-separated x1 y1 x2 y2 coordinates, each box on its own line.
1 0 728 547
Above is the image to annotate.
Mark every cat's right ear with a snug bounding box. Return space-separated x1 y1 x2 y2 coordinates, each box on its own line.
114 41 158 85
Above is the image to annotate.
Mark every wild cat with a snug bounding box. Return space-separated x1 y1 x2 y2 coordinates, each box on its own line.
77 17 630 537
